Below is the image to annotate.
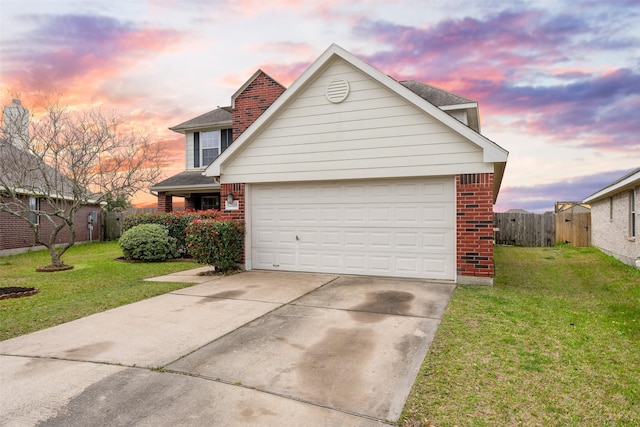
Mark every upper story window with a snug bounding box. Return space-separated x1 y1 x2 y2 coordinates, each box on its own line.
193 128 233 168
201 131 220 165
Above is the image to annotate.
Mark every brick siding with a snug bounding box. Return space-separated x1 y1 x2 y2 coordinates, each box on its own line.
157 192 173 213
590 187 639 267
1 195 101 251
232 72 286 141
456 173 495 283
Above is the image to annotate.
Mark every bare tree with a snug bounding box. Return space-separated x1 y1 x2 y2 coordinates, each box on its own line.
0 97 165 269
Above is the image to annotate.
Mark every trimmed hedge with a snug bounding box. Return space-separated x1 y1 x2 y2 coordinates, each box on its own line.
186 220 245 273
123 210 219 256
119 224 178 261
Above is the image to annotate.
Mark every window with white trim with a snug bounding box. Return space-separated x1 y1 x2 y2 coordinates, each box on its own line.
29 196 39 225
201 131 220 166
193 128 233 168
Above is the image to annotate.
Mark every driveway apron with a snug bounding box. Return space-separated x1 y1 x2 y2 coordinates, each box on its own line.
0 270 454 426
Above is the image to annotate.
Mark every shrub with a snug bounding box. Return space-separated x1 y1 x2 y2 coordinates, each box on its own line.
119 224 179 261
123 210 219 256
186 220 245 272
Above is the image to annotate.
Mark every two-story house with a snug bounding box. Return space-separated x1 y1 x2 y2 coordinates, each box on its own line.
150 70 285 212
151 44 508 284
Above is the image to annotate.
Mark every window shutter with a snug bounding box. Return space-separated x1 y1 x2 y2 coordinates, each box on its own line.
193 132 200 168
221 128 231 152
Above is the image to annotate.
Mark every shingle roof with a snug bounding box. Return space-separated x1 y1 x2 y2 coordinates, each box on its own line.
399 81 474 106
150 170 218 190
169 108 232 132
0 140 85 199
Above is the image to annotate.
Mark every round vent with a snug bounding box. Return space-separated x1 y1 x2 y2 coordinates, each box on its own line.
326 79 350 103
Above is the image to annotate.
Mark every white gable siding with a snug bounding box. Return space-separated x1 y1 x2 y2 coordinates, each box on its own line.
220 57 489 184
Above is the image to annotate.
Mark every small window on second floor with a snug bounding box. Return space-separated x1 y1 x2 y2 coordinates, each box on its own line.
201 131 220 166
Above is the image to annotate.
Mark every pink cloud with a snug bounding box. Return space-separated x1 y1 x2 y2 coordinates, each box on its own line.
1 14 182 102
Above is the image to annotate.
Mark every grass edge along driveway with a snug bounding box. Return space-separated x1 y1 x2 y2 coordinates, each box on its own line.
401 245 640 426
0 242 199 341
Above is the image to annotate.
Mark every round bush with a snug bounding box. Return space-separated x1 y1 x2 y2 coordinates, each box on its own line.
119 224 178 261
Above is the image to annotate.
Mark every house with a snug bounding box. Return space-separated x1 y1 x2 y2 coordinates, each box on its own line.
0 100 101 255
150 70 285 211
583 168 640 269
153 44 509 284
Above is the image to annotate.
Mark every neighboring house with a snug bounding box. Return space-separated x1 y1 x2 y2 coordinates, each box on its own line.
0 101 101 255
153 44 509 284
583 168 640 268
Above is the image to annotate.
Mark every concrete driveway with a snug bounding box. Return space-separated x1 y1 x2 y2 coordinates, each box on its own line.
0 269 454 426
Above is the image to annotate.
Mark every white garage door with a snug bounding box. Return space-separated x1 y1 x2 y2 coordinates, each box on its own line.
251 178 455 280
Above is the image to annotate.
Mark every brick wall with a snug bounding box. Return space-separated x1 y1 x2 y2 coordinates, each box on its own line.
232 72 286 141
157 192 173 213
184 197 196 211
590 187 639 267
456 173 495 284
218 183 245 222
0 195 101 251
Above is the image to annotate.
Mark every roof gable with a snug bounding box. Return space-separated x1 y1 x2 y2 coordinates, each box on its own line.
205 44 508 197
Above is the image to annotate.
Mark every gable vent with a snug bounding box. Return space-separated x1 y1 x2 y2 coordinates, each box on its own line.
326 79 350 103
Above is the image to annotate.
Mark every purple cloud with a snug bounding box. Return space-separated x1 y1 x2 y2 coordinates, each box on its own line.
2 14 182 91
353 7 639 153
496 168 636 213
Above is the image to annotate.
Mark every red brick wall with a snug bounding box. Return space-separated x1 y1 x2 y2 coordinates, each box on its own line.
0 195 101 251
157 192 173 213
184 197 196 211
232 72 286 141
456 173 495 279
218 183 245 221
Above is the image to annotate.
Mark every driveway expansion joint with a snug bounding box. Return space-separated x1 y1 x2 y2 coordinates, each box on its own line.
163 368 395 425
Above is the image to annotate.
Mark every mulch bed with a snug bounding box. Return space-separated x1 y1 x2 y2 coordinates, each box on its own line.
36 264 74 272
0 287 39 300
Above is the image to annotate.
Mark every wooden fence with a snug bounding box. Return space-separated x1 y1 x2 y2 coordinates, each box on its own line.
103 208 590 247
101 207 159 241
494 212 590 247
555 212 591 247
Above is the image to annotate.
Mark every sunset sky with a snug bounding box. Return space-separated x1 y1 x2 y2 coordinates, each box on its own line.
1 0 638 212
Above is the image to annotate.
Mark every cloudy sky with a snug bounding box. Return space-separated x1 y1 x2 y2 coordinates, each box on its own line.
1 0 638 211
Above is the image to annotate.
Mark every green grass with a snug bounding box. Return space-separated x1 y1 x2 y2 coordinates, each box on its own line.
401 245 640 426
0 242 200 341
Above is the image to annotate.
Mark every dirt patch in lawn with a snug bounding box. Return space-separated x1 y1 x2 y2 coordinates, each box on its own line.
0 287 39 300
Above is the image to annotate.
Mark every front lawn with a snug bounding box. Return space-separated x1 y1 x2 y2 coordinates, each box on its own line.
0 242 199 341
401 245 640 426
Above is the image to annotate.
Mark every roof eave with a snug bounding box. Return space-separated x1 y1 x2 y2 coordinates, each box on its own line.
583 170 640 203
169 120 233 134
150 183 220 193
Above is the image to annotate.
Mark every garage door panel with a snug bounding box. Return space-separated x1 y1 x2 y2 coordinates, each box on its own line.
251 178 454 279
